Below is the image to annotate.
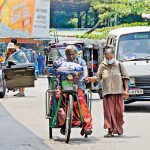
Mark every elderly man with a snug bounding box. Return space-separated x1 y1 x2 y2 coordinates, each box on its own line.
56 45 92 136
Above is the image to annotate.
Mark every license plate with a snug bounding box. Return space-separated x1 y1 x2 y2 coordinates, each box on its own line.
129 89 143 95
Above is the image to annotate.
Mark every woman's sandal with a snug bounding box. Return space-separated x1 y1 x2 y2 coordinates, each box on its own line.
104 133 114 138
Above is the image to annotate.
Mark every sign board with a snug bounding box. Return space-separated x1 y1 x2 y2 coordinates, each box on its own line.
0 0 50 38
120 32 150 41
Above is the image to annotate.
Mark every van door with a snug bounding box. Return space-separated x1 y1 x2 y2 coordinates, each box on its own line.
3 51 34 89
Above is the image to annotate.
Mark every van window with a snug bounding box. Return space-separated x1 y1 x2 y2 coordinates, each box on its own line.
117 32 150 60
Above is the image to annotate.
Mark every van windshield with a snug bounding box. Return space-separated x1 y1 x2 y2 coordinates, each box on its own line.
117 32 150 60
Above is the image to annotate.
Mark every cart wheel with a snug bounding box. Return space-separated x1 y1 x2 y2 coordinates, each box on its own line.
65 94 73 143
49 119 52 139
48 105 53 139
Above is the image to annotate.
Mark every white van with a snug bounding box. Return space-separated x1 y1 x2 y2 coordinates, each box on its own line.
106 26 150 104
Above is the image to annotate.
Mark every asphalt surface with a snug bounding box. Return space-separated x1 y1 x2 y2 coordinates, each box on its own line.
0 76 150 150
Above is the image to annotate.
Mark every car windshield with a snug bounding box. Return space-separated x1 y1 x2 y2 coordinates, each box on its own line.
6 51 29 64
57 47 66 58
117 32 150 61
48 48 62 61
23 50 34 63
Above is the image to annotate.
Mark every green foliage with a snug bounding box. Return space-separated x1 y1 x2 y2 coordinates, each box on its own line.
77 22 149 39
87 0 150 25
68 18 78 28
49 28 56 32
50 0 150 28
51 12 76 28
49 28 56 36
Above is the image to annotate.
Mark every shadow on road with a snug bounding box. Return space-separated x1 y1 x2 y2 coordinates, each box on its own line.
53 136 99 145
0 103 52 150
111 135 140 139
125 103 150 113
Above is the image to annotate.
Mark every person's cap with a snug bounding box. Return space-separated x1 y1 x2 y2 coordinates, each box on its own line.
7 42 15 49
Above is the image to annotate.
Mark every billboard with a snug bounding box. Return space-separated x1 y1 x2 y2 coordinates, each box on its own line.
0 0 50 38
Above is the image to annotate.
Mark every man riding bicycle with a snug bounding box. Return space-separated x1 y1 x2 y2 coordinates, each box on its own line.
55 45 92 136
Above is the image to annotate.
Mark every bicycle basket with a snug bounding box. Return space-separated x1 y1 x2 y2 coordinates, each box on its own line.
61 72 81 91
58 70 82 91
56 62 83 91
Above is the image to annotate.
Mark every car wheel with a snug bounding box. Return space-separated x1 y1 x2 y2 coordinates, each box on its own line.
0 80 6 98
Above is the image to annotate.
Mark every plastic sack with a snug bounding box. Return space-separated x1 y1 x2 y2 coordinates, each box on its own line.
56 62 83 74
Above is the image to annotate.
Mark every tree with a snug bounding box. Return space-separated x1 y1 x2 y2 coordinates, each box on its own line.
87 0 150 25
77 22 149 39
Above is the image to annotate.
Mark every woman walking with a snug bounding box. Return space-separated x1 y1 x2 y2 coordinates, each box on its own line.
87 47 129 137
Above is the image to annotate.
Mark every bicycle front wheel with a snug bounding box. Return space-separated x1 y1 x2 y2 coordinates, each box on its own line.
65 94 73 143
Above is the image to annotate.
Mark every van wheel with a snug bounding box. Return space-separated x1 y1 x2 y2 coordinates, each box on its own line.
0 80 6 98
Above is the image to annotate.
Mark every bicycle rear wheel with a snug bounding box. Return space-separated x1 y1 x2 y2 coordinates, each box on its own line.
65 94 73 143
49 117 52 139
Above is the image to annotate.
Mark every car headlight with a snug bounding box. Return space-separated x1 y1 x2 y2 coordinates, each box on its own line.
130 77 135 85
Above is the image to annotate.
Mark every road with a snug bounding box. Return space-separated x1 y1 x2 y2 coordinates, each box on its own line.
0 76 150 150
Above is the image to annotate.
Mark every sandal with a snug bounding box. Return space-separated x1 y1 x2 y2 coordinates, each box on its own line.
84 129 92 135
104 133 113 138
